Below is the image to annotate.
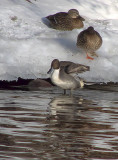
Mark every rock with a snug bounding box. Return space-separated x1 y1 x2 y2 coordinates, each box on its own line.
28 78 53 89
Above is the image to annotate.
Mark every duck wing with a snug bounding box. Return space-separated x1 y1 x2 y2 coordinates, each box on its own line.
60 61 90 74
46 12 68 23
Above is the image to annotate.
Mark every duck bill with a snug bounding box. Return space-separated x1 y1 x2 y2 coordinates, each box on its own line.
78 15 85 21
47 67 53 74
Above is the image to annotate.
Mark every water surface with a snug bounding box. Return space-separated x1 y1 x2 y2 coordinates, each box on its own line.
0 87 118 160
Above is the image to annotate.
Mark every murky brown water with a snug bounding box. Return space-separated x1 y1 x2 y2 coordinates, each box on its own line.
0 87 118 160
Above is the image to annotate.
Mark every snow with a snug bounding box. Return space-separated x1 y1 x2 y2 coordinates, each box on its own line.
0 0 118 82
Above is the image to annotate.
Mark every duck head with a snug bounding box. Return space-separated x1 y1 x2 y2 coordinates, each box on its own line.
47 59 60 74
68 9 79 18
68 9 85 21
86 26 95 34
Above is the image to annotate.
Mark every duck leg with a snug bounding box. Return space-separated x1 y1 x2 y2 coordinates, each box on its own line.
86 53 94 60
70 89 73 96
64 89 66 95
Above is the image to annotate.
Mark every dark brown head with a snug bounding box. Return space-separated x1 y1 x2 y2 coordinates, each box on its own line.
51 59 60 69
68 9 79 18
86 26 95 34
47 59 60 74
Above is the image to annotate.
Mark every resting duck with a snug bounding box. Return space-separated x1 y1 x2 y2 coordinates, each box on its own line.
47 59 90 94
46 9 85 31
76 26 102 60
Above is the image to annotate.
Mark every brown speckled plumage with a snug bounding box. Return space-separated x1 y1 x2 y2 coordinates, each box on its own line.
76 26 102 58
46 9 85 31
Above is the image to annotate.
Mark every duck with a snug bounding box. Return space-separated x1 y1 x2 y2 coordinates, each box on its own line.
46 9 85 31
76 26 102 60
47 59 90 94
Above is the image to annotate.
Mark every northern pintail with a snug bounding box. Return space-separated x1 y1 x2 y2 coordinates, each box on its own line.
76 26 102 60
47 59 90 94
46 9 85 31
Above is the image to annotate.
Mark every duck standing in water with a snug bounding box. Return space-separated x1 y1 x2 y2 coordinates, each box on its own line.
76 26 102 60
47 59 90 94
46 9 85 31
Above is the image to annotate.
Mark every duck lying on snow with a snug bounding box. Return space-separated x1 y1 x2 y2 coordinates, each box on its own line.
46 9 85 31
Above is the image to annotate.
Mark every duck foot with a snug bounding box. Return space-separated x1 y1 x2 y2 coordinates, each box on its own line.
86 53 94 60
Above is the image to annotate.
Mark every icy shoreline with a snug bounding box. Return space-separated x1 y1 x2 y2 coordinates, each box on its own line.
0 77 118 93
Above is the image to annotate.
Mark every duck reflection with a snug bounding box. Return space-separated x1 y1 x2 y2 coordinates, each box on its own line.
47 95 94 159
48 95 96 131
49 95 82 116
49 95 92 117
47 95 114 159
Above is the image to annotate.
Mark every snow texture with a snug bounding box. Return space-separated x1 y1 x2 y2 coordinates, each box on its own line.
0 0 118 82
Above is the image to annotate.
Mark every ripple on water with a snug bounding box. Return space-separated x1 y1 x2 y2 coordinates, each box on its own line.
0 88 118 159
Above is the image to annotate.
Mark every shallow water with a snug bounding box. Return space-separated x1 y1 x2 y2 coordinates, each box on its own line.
0 87 118 160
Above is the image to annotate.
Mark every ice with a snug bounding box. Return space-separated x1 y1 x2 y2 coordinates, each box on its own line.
0 0 118 82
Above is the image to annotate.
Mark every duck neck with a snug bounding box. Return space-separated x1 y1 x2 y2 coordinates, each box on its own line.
52 68 60 80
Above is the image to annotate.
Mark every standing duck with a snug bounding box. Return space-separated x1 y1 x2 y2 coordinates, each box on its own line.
76 26 102 60
47 59 90 94
46 9 85 31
